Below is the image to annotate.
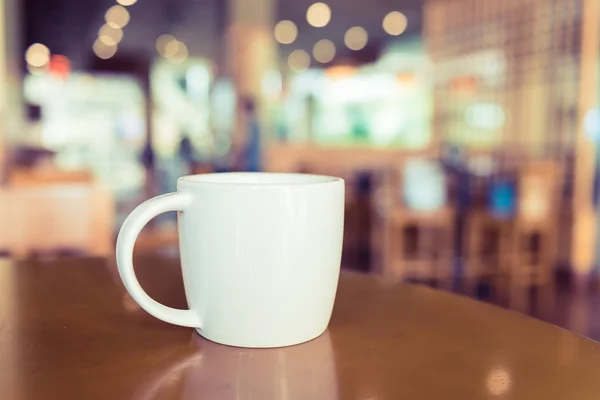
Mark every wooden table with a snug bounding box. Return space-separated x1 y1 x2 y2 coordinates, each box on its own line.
1 257 599 399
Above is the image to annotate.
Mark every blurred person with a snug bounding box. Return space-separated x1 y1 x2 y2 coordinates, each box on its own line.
240 97 262 172
140 142 156 198
140 142 155 173
178 135 196 176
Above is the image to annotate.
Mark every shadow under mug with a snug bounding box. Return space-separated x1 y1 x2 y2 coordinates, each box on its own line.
116 172 345 348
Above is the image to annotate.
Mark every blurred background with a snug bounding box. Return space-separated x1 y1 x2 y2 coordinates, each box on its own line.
1 0 600 338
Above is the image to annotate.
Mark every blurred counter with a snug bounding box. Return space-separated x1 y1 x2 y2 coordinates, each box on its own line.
264 143 436 172
0 182 114 258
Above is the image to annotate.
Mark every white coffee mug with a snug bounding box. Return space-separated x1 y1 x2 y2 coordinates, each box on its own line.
116 172 344 348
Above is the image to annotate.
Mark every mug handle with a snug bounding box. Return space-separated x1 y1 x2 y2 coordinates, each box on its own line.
116 192 201 328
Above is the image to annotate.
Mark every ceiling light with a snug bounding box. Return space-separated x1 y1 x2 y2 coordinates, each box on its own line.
306 2 331 28
383 11 408 36
288 50 310 73
99 24 123 45
274 20 298 44
163 40 181 59
93 39 117 60
105 5 130 29
344 27 368 51
169 41 189 64
99 36 117 46
156 34 176 56
313 39 335 63
25 43 50 67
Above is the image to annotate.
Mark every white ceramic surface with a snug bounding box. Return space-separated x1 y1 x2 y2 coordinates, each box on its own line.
116 172 345 348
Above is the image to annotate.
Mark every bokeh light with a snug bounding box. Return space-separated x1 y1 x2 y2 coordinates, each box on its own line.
156 34 176 57
99 36 117 47
156 34 189 63
383 11 408 36
168 41 189 64
98 25 123 46
288 50 310 73
48 55 71 78
25 43 50 67
117 0 137 6
313 39 336 63
307 2 331 28
344 27 368 51
93 39 117 60
105 5 130 29
164 40 182 59
274 20 298 45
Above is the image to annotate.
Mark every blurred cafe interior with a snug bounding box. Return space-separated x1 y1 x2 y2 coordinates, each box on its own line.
2 0 600 339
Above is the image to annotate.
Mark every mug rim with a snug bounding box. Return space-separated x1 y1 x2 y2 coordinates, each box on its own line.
178 172 344 186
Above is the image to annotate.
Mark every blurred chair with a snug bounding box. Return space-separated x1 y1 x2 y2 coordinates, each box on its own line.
510 160 563 286
342 170 374 272
0 183 114 259
463 175 517 293
372 159 454 285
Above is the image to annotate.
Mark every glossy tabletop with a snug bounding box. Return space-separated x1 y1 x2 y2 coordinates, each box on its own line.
0 257 599 399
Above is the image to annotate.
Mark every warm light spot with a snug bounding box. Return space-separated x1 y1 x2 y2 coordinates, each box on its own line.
93 39 117 59
168 41 189 64
450 75 479 95
156 34 176 56
274 20 298 44
155 34 189 63
99 35 117 46
117 0 137 5
25 43 50 67
164 40 181 59
288 50 310 73
383 11 408 36
325 65 357 79
105 5 130 29
520 177 550 222
486 368 511 395
397 72 416 85
48 55 71 78
307 2 331 28
344 26 368 51
99 24 123 45
313 39 335 63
